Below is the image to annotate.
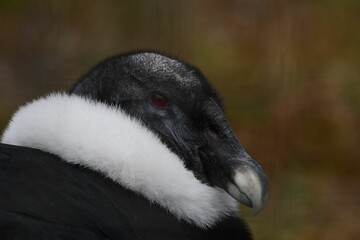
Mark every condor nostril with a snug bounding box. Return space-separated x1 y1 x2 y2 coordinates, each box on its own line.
208 125 219 139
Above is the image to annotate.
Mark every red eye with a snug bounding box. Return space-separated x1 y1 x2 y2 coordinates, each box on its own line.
150 94 169 108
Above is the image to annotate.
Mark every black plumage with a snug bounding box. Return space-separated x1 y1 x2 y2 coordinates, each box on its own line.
0 144 251 240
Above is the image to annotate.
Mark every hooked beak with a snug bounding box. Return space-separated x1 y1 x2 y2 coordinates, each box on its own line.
199 149 268 215
226 156 268 215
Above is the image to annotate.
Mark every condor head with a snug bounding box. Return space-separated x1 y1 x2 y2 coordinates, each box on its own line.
71 51 268 214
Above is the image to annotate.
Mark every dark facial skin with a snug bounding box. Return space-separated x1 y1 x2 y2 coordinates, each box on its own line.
70 51 268 213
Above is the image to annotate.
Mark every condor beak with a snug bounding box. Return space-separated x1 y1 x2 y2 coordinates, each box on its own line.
225 156 268 215
195 101 269 214
199 150 268 215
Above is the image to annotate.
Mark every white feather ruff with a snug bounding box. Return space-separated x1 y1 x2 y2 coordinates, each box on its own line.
1 93 237 228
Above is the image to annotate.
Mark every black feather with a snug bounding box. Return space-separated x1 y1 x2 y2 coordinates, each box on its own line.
0 143 252 240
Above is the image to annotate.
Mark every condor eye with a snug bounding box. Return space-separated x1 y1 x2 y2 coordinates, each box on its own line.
150 94 169 108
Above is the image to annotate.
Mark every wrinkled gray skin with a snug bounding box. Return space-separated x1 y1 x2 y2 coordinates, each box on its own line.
70 51 268 213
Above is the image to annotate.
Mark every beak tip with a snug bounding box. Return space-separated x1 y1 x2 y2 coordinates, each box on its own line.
252 207 261 216
251 193 267 216
228 163 268 215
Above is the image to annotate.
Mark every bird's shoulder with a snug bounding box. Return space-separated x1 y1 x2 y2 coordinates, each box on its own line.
0 143 251 240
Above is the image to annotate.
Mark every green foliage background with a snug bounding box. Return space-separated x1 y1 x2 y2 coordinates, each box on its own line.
0 1 359 239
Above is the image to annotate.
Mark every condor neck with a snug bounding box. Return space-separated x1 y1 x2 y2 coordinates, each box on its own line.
1 93 237 228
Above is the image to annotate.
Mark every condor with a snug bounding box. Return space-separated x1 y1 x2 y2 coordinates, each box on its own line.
0 52 268 240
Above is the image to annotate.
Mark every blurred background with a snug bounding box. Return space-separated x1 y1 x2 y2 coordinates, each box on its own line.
0 0 359 239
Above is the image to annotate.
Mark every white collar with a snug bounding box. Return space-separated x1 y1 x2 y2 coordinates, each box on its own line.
1 93 237 228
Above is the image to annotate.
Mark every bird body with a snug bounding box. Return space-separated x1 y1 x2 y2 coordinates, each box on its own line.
0 51 267 239
0 143 251 240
